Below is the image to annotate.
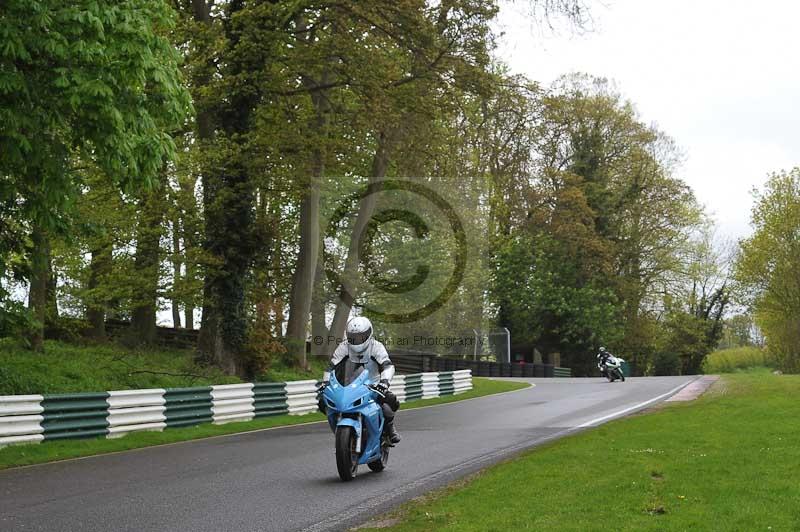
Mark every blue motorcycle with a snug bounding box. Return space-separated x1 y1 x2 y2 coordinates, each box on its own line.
321 368 390 481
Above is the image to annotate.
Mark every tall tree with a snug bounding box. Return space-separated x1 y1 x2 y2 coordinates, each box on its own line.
736 169 800 373
0 0 191 348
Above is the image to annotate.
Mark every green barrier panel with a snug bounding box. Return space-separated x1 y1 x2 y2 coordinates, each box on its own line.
41 392 110 440
164 387 213 428
404 374 424 400
253 382 288 417
438 375 456 395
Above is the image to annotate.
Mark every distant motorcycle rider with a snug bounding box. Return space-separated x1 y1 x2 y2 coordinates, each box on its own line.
597 346 612 377
318 317 401 443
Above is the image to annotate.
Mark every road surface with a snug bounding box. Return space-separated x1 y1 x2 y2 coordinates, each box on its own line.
0 376 696 532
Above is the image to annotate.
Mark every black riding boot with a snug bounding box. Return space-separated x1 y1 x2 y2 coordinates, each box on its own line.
381 403 401 443
385 419 401 444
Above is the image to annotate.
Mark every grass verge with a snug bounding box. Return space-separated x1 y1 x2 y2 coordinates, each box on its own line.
0 339 239 395
0 338 333 395
362 371 800 532
0 377 528 470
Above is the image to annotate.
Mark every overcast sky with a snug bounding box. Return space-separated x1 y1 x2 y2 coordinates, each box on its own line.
495 0 800 240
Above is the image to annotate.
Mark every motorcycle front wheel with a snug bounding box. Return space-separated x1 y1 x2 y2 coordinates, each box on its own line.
335 426 359 481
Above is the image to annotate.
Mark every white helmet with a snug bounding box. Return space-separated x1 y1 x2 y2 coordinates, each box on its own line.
346 317 373 357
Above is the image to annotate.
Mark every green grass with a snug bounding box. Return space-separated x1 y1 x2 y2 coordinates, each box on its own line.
0 377 527 470
703 346 775 373
0 339 334 395
0 338 241 394
363 372 800 532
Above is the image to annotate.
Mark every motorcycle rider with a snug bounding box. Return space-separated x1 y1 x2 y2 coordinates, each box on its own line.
597 346 612 377
317 317 401 444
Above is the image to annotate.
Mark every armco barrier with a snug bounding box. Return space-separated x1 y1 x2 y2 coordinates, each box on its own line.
253 382 288 417
285 380 318 415
107 389 166 438
0 394 44 445
41 392 110 441
211 384 254 424
421 372 440 399
452 369 472 393
553 367 572 378
0 370 472 447
164 387 213 428
389 375 407 403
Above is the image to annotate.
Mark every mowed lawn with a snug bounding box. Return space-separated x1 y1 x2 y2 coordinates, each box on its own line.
365 371 800 532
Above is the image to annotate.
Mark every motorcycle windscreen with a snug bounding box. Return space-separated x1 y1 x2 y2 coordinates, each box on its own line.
334 359 367 386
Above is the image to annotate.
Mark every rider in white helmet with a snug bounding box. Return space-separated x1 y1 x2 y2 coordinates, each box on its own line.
597 346 612 377
319 316 401 443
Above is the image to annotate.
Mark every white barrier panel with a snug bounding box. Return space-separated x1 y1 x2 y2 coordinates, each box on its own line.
421 372 440 399
452 369 473 394
285 380 318 415
0 394 44 416
390 375 407 403
212 383 255 424
0 394 44 446
107 389 166 438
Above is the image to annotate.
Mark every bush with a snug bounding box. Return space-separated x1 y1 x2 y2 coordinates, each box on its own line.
653 351 681 376
703 346 774 374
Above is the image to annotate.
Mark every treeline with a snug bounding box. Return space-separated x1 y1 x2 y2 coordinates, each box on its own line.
736 169 800 373
1 0 731 377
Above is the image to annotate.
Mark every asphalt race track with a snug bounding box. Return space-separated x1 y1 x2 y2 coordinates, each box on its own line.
0 376 696 532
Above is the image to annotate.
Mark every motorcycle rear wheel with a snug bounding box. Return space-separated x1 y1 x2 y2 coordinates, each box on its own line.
335 426 359 481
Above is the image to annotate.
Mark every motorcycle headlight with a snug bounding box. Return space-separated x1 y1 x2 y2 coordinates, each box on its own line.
351 397 363 408
326 398 335 408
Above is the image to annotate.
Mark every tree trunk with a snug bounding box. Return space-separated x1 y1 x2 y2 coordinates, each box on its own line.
286 83 330 367
310 255 327 357
286 182 321 367
184 306 194 331
26 224 49 351
171 216 182 328
195 0 257 379
86 243 112 340
129 189 163 346
324 130 394 356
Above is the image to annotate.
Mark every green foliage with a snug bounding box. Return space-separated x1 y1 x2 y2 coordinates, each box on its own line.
0 0 191 348
703 346 774 374
652 350 681 376
736 168 800 373
493 231 621 370
488 76 704 374
0 0 191 221
0 0 721 381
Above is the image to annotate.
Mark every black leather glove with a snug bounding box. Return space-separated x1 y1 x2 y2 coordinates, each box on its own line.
375 379 390 394
316 381 328 395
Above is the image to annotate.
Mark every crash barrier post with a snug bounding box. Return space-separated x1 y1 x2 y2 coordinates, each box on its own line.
0 370 472 447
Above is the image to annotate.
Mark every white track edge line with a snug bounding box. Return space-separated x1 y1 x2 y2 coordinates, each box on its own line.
577 377 700 428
